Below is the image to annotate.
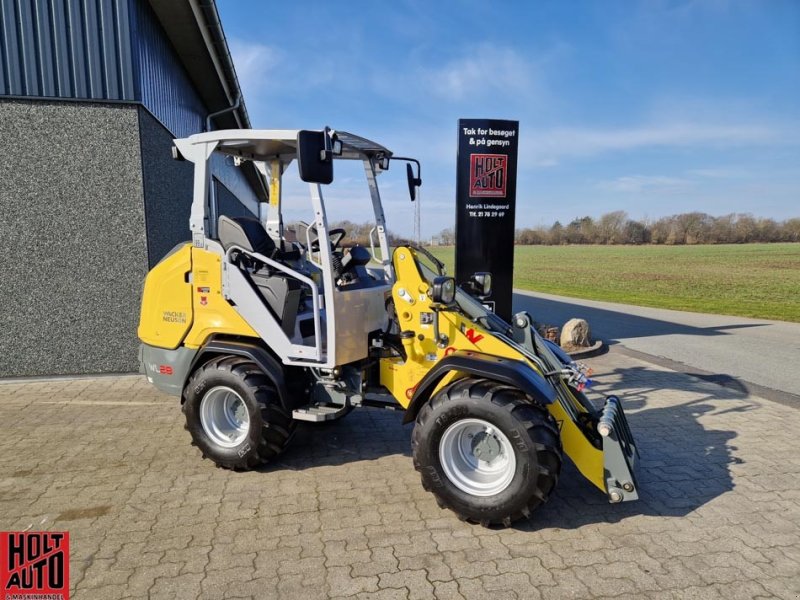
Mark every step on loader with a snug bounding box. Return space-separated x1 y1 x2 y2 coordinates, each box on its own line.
138 127 638 526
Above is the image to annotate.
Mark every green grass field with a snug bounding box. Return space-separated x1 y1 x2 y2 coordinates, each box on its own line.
427 243 800 322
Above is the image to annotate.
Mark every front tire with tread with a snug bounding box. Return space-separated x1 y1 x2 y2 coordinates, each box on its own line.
183 355 294 470
412 377 562 527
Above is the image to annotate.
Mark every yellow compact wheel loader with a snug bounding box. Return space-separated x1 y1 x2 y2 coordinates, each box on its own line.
138 127 638 526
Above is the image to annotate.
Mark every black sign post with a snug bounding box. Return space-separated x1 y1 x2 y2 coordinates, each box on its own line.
455 119 519 321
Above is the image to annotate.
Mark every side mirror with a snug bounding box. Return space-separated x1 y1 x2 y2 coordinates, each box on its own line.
394 157 423 201
297 130 334 184
406 163 422 201
431 276 456 304
464 272 492 298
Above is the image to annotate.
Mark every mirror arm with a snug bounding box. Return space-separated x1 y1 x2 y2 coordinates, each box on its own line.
320 126 333 161
393 156 422 184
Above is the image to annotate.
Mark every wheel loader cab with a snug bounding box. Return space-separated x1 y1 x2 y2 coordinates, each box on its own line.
141 128 396 370
215 213 388 353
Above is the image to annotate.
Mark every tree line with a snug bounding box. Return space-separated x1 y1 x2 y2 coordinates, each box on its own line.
437 212 800 245
326 220 412 247
324 212 800 247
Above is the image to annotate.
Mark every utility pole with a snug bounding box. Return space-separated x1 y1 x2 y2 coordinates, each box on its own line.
414 189 421 245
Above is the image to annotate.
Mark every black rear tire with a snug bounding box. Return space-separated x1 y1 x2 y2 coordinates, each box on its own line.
412 378 562 527
183 355 295 470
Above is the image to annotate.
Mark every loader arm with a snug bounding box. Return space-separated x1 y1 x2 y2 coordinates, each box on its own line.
379 246 638 502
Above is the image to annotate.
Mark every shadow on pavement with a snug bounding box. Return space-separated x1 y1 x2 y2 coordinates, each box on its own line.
257 362 750 531
513 291 765 344
514 364 752 531
260 409 412 473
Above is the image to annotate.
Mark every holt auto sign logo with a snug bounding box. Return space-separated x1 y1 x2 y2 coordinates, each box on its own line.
469 154 507 198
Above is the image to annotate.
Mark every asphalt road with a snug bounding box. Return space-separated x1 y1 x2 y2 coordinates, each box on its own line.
513 290 800 405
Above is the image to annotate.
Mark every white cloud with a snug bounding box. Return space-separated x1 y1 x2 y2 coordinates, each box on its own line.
228 39 282 97
423 45 539 101
531 157 559 168
597 175 690 193
523 122 789 167
688 167 746 179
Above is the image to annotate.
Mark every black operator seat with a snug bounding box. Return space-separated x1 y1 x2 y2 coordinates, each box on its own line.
217 215 302 338
218 215 276 258
218 215 299 262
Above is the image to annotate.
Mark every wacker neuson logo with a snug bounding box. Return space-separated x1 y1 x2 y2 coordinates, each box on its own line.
162 311 187 324
469 154 507 198
1 531 69 600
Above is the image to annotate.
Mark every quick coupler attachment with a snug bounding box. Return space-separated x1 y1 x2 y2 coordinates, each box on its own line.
598 395 640 503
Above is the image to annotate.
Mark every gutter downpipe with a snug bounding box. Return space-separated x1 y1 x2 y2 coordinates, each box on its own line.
189 0 270 207
205 94 240 133
188 0 242 128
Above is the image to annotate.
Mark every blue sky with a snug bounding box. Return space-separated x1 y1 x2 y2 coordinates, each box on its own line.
218 0 799 238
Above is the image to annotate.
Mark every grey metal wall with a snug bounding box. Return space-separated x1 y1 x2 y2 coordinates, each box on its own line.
138 106 194 266
131 0 206 138
139 107 256 268
0 0 136 99
209 152 260 216
0 0 205 136
215 178 251 220
0 1 264 377
0 99 147 377
130 0 261 213
0 0 263 213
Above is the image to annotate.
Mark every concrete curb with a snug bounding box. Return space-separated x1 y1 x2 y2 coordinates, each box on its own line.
613 345 800 410
566 340 606 359
0 372 142 385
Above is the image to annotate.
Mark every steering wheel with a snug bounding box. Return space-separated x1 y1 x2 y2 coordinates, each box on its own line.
310 227 346 252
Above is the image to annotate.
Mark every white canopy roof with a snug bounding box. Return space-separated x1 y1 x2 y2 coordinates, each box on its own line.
180 129 392 161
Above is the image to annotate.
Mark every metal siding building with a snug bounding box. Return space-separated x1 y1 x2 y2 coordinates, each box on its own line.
132 0 205 137
0 0 267 377
0 0 135 99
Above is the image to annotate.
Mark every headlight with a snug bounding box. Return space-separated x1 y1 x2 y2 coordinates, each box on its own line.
472 272 492 296
464 272 492 298
431 276 456 304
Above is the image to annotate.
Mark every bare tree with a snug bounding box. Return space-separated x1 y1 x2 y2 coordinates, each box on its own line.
438 228 455 245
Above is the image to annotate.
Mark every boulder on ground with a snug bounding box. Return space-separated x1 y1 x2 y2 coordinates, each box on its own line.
560 318 591 348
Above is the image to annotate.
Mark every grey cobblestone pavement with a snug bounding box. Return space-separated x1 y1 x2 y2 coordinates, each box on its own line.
1 349 799 599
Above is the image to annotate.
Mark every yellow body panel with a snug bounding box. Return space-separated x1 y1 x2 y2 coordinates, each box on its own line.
138 244 194 349
182 248 259 348
380 246 606 493
138 245 259 351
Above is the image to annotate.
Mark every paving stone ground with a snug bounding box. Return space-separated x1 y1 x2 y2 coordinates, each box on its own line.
1 349 799 599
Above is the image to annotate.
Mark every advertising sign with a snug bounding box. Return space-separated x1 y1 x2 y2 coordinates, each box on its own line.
455 119 519 321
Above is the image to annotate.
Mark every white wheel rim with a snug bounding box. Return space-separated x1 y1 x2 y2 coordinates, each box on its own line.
199 386 250 448
439 418 517 497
